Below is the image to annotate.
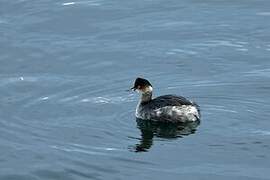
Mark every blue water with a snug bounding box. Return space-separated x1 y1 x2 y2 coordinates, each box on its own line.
0 0 270 179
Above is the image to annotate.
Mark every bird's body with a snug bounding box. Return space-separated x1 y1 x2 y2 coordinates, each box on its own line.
136 95 200 122
131 78 200 123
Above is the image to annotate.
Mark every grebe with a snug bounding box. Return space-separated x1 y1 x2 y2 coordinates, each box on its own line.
131 77 200 122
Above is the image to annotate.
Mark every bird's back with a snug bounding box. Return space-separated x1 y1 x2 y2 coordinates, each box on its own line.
144 95 194 108
136 95 200 122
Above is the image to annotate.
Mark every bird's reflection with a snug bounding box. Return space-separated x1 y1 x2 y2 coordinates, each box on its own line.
132 118 200 152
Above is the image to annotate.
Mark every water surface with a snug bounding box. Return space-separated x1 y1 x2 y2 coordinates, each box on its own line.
0 0 270 179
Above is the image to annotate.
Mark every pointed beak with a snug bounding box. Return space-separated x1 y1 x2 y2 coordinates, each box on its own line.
126 87 136 92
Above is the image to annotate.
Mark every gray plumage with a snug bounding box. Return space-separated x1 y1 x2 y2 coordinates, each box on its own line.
132 78 201 123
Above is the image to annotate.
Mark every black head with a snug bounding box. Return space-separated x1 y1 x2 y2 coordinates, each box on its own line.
131 77 152 91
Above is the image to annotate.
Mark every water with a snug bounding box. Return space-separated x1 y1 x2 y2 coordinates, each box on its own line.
0 0 270 179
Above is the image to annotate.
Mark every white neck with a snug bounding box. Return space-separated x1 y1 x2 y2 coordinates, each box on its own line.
140 86 153 103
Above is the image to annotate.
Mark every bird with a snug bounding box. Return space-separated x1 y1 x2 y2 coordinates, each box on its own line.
130 77 200 123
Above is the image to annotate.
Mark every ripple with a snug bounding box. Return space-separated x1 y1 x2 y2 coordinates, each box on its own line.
0 76 30 86
71 143 123 152
149 164 270 179
256 12 270 16
0 174 38 180
62 2 76 6
244 68 270 78
166 48 198 55
62 0 102 6
50 143 125 157
0 73 137 157
33 169 75 180
80 94 135 104
0 18 7 24
63 168 101 180
50 145 108 156
1 74 138 157
193 40 245 48
161 21 195 27
235 48 248 52
111 109 135 132
17 75 132 108
252 130 270 136
205 105 238 113
68 160 119 175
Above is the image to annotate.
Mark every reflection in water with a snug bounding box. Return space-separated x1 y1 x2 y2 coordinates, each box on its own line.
133 119 200 152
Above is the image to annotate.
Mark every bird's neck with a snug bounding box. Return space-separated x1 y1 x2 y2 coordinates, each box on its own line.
140 86 153 103
140 92 152 103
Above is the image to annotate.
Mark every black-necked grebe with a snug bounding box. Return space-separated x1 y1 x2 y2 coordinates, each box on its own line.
131 77 200 122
